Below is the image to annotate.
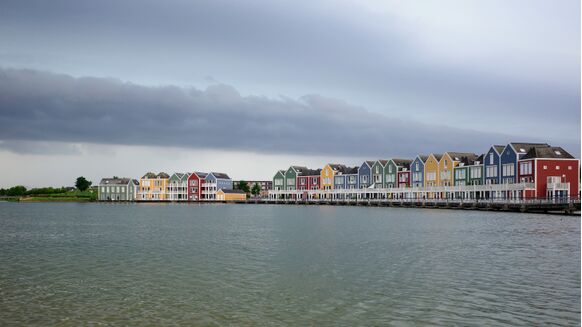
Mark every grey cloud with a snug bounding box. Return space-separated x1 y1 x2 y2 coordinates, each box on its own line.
3 68 578 158
0 140 82 155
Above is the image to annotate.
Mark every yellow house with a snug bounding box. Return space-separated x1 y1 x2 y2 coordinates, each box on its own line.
321 164 348 190
424 154 442 187
139 172 170 200
216 189 247 201
439 152 478 186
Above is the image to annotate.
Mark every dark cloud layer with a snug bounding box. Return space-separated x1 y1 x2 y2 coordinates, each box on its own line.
0 68 576 157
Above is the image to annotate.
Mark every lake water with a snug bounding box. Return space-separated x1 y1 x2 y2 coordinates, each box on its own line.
0 202 579 326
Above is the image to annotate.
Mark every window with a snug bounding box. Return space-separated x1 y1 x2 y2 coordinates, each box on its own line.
101 187 105 192
387 175 395 183
489 153 494 165
470 167 481 179
519 162 532 175
374 175 381 183
426 172 436 181
502 164 514 176
361 175 368 183
287 178 295 186
543 165 547 170
121 187 125 192
300 178 306 185
375 166 380 174
415 162 419 171
455 169 465 179
335 177 343 185
349 176 356 184
388 165 393 173
486 165 497 177
568 166 572 170
556 166 560 170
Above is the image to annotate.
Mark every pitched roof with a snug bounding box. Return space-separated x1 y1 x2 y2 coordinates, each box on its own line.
521 146 575 160
210 172 231 179
509 142 550 154
142 172 157 179
446 152 478 162
328 164 348 171
192 172 208 178
345 166 359 174
391 159 413 168
99 177 134 185
289 166 308 174
375 160 389 166
157 172 170 179
430 153 443 161
416 155 429 162
493 145 505 153
299 168 322 176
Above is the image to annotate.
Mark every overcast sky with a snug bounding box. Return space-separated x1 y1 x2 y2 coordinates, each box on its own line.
0 0 579 187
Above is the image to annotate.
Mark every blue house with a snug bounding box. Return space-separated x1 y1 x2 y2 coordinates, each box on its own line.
483 145 504 184
205 172 233 200
410 155 428 187
333 166 359 190
358 161 374 189
500 142 549 184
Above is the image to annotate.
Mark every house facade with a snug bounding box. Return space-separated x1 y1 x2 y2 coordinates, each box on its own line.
440 152 477 186
272 170 286 191
98 177 138 201
285 166 307 192
187 172 208 201
483 145 504 185
139 172 170 200
371 160 388 188
333 167 359 190
518 147 579 198
167 173 190 201
454 154 484 186
410 155 428 188
500 143 549 184
321 164 349 190
388 159 412 188
424 154 441 187
203 172 233 200
216 189 247 201
358 161 374 189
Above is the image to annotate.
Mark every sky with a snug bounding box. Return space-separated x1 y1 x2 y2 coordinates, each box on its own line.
0 0 580 187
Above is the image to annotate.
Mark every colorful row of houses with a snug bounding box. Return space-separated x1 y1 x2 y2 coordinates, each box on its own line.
271 143 580 199
99 171 248 201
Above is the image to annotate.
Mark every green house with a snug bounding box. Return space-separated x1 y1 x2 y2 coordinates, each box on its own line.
98 177 138 201
285 166 307 191
371 160 388 188
454 154 484 186
273 170 286 190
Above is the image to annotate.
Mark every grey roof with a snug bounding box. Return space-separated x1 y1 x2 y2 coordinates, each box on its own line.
416 155 429 162
289 166 308 174
328 163 347 171
509 142 550 154
142 172 157 179
218 189 247 194
344 166 359 174
132 179 139 185
391 159 413 168
192 172 208 178
431 153 443 161
361 160 375 167
521 146 575 160
210 172 231 179
446 152 478 162
157 172 170 179
99 177 134 185
493 145 505 153
299 168 321 176
375 160 389 166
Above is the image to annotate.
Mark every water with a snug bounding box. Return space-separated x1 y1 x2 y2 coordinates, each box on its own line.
0 202 579 326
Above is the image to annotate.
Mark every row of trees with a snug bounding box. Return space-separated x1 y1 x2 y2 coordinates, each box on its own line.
0 177 93 196
236 181 262 196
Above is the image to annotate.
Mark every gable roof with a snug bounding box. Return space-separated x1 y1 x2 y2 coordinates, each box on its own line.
142 172 157 179
345 166 359 174
100 177 134 185
327 164 348 171
288 166 308 174
429 153 443 161
493 145 505 154
521 146 575 160
415 155 429 163
190 172 208 179
299 168 322 176
508 142 550 154
210 172 231 179
157 172 170 179
375 160 389 167
445 152 478 162
274 170 286 178
391 159 413 168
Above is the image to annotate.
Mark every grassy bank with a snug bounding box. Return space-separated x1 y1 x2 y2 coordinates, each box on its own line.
16 190 97 202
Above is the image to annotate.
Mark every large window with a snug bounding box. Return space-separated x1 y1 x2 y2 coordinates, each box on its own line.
519 161 532 175
455 169 465 180
470 167 481 179
361 175 368 183
486 165 497 177
287 178 295 186
426 172 436 181
374 175 382 183
502 164 514 176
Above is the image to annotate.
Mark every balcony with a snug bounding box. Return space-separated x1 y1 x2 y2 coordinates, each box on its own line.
547 182 569 190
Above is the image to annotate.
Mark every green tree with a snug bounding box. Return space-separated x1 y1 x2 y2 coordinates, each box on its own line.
75 177 92 191
237 180 250 193
251 183 261 197
7 185 27 196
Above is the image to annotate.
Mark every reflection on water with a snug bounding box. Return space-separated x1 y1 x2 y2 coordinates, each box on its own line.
0 203 579 326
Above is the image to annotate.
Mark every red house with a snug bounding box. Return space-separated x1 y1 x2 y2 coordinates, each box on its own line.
518 147 579 199
187 172 208 201
297 168 321 200
397 170 411 188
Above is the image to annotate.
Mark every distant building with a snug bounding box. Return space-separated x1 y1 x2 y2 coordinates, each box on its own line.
138 172 170 200
216 189 247 201
501 143 549 184
99 177 138 201
187 172 208 201
167 173 190 201
203 172 232 200
519 147 579 198
234 180 272 197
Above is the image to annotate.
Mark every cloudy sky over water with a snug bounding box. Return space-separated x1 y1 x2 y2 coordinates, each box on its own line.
0 0 579 187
